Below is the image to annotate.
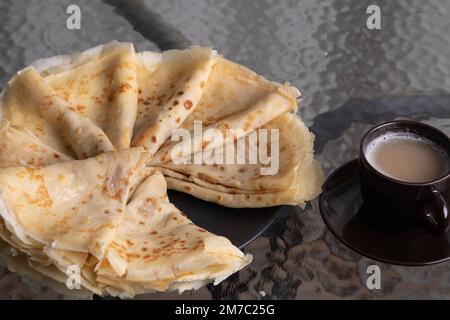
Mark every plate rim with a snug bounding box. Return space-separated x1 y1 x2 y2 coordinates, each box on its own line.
167 190 283 249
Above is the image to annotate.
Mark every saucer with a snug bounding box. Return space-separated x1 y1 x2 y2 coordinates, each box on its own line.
319 159 450 266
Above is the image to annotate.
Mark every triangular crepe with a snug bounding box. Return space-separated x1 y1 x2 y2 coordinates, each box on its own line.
0 148 149 297
150 57 300 163
0 121 73 168
0 150 251 298
131 47 218 154
0 148 148 259
95 169 252 297
138 54 322 207
39 42 139 150
163 156 323 208
152 113 323 207
1 67 116 159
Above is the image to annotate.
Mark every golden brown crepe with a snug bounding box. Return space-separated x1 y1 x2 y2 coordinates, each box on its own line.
0 151 251 298
152 113 323 207
0 148 147 259
39 42 138 150
132 47 218 154
1 67 116 159
95 169 251 298
0 121 73 168
150 57 300 163
0 42 322 298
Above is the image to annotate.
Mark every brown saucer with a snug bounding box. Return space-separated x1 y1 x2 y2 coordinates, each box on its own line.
319 159 450 266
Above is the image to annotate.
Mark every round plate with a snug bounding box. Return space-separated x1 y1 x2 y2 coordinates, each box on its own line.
319 159 450 266
168 190 281 248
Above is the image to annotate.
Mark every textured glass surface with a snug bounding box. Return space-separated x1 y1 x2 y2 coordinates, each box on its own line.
0 0 450 299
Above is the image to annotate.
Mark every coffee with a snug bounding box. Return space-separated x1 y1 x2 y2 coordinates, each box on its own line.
366 132 449 183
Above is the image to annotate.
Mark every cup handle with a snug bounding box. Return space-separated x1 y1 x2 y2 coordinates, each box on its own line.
424 189 450 236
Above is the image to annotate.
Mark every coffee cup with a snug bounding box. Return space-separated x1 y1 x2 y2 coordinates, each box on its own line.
359 120 450 236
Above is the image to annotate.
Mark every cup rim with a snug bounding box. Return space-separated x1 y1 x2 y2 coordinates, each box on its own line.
359 120 450 186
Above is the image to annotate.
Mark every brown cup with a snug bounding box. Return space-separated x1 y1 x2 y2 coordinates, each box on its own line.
359 120 450 236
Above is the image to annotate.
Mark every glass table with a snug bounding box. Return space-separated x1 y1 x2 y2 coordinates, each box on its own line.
0 0 449 299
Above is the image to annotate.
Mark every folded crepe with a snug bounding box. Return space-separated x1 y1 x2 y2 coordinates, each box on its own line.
1 67 116 160
135 52 322 207
0 42 322 298
96 169 251 298
131 47 218 154
152 113 323 207
0 150 251 298
0 121 73 168
38 41 138 150
0 242 93 299
0 148 147 259
0 42 322 207
149 56 300 163
0 41 139 166
0 148 149 296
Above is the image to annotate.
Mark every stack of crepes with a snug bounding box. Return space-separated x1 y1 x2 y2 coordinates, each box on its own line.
0 42 323 298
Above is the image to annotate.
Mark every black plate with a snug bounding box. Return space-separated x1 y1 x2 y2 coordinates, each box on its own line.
319 159 450 266
168 190 281 248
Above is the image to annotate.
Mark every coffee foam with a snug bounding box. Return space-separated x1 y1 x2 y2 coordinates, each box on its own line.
365 131 450 181
366 132 448 158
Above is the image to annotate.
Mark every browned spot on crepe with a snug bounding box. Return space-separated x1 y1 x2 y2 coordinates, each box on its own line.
183 100 193 110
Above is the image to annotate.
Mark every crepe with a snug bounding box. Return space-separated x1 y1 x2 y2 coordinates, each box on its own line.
1 67 116 159
143 56 323 207
0 42 322 298
0 148 147 258
150 57 300 163
0 151 251 298
0 121 73 168
0 241 93 299
132 47 218 154
163 157 322 208
0 148 148 297
95 169 252 297
38 42 139 150
151 113 323 207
